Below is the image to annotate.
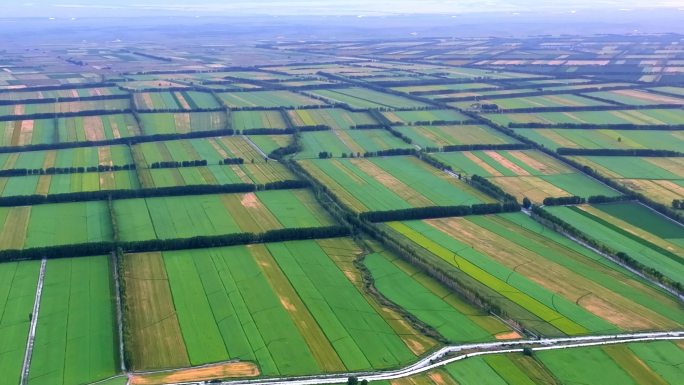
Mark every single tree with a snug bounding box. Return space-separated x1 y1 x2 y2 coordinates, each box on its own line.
522 197 532 209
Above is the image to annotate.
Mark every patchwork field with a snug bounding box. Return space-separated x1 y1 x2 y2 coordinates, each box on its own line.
0 201 113 250
132 136 268 166
452 93 612 110
28 256 118 385
57 114 141 143
231 110 288 131
295 130 414 159
433 150 619 202
383 213 684 336
516 128 684 151
137 164 293 188
0 170 139 197
395 124 518 149
381 109 470 125
584 89 684 106
287 108 377 130
306 88 428 109
123 238 420 374
298 156 493 213
0 87 127 102
0 260 40 384
568 156 684 206
0 99 130 117
218 91 324 108
0 145 134 171
0 119 56 147
114 189 333 242
546 203 684 285
138 111 227 135
486 109 684 127
133 91 220 111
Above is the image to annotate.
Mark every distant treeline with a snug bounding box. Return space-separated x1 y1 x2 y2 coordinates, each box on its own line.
0 93 128 106
508 122 684 130
360 202 520 222
0 164 136 177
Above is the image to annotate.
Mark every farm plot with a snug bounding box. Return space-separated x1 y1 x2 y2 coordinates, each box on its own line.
231 110 288 131
287 108 377 130
516 128 684 151
452 93 612 110
137 163 293 188
124 238 417 374
138 111 226 136
133 91 220 111
0 99 130 117
218 91 324 108
0 118 55 147
384 213 684 336
381 109 470 125
246 135 291 156
306 88 428 109
486 108 684 127
57 114 141 143
298 157 493 213
114 189 333 242
395 124 518 149
294 130 414 159
0 260 40 385
0 169 139 197
0 145 133 172
390 82 497 94
568 156 684 206
650 86 684 97
0 201 113 250
0 86 126 103
132 136 268 166
546 204 684 285
433 150 618 202
365 250 517 343
584 89 684 106
28 256 118 385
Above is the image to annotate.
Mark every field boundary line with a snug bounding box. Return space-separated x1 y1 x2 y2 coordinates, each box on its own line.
241 135 270 160
20 257 47 385
112 251 127 372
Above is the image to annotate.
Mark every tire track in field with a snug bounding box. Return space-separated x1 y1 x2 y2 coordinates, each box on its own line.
20 257 47 385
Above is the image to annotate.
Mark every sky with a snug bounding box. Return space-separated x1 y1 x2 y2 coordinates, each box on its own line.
7 0 684 17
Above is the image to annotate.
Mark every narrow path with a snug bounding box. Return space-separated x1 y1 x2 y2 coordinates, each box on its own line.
112 252 127 372
20 257 47 385
242 135 270 160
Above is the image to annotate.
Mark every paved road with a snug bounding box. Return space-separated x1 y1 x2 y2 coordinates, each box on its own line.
146 331 683 385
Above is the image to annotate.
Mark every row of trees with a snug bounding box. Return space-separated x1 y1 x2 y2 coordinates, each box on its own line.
0 164 137 177
531 206 682 293
508 122 684 130
360 202 519 222
557 148 684 156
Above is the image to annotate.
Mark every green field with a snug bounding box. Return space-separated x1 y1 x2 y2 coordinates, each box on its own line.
545 204 684 285
384 213 684 336
133 136 266 166
584 90 684 106
124 238 418 374
433 150 618 202
0 170 139 197
0 99 130 117
306 88 428 109
134 91 220 110
114 189 333 242
28 256 118 385
486 109 684 126
219 91 324 108
0 201 113 250
381 109 469 124
138 111 226 135
395 124 517 149
231 110 288 131
0 119 56 147
0 145 133 171
452 93 612 110
138 163 293 187
516 128 684 151
294 130 414 159
287 108 377 130
365 250 515 342
0 261 40 384
298 156 493 213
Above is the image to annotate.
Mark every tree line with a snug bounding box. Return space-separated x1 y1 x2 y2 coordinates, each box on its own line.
557 148 684 157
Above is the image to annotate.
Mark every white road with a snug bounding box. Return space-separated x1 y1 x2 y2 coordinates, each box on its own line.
20 257 47 385
147 331 683 385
